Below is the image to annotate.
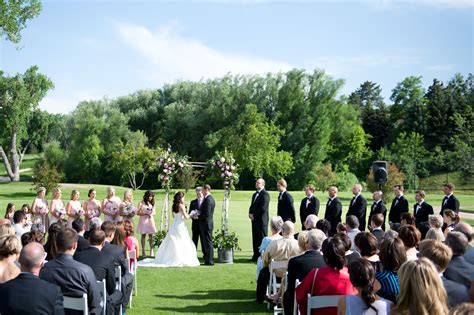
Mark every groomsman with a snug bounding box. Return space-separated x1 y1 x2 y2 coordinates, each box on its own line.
249 178 270 261
324 186 342 236
277 179 295 223
369 191 387 230
414 190 434 226
346 183 367 231
440 183 460 215
189 187 204 249
388 185 409 225
299 185 320 230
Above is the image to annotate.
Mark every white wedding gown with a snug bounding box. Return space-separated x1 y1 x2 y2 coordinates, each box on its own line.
138 212 200 267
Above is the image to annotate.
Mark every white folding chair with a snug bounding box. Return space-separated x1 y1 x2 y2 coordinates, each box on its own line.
128 249 138 308
293 279 300 315
96 279 106 315
115 266 122 314
266 259 288 309
273 271 287 315
306 294 343 314
63 293 88 315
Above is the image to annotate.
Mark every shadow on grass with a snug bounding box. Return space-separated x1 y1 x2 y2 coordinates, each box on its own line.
0 190 34 199
154 289 253 301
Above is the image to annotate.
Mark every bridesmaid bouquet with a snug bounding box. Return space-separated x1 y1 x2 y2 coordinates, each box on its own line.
144 206 153 216
56 208 66 219
108 206 119 217
87 209 100 219
74 207 85 217
123 204 137 217
36 205 49 216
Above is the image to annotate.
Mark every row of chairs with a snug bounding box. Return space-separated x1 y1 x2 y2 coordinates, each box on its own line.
267 259 343 315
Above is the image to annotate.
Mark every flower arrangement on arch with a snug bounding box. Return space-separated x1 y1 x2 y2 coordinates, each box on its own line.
208 149 239 189
157 147 191 190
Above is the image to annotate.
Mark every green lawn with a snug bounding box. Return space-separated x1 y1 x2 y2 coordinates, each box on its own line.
0 182 473 314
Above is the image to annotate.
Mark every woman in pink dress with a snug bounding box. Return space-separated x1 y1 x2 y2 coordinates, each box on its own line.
102 187 122 223
31 187 49 230
49 187 66 226
66 190 84 227
120 190 137 221
83 188 101 230
137 190 157 257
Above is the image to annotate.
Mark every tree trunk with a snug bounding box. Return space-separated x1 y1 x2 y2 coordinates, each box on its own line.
0 129 20 182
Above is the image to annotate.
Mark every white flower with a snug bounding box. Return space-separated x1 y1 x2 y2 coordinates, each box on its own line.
220 157 225 163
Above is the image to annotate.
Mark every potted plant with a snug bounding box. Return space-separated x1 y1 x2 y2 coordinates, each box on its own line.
213 229 241 263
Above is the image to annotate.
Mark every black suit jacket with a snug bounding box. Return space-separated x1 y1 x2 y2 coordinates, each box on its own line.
324 197 342 236
440 194 460 215
189 198 202 231
74 247 116 295
102 242 129 276
76 235 90 252
413 201 434 225
199 195 215 225
249 190 270 226
441 276 470 307
299 196 320 228
347 195 367 231
388 195 409 224
369 201 387 229
277 191 295 222
444 255 474 288
371 228 385 246
0 273 64 315
283 250 326 315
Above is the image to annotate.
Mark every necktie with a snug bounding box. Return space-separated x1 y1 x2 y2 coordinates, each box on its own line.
415 203 420 214
253 192 259 203
443 197 448 205
279 192 283 200
351 196 356 206
327 198 332 206
394 198 399 206
306 198 311 209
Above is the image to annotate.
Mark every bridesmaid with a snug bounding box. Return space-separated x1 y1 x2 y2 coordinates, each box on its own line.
49 187 66 226
66 190 84 227
102 187 122 223
4 203 15 223
83 188 101 230
137 190 157 257
120 189 137 221
31 187 49 230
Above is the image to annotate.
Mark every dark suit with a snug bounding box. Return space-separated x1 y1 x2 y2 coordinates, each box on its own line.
414 201 434 225
249 189 270 260
388 195 409 224
444 255 474 288
441 276 470 307
189 198 202 249
371 228 385 246
76 235 90 252
277 191 295 223
40 253 102 314
440 194 460 215
324 197 342 236
0 273 64 315
102 242 133 307
283 250 326 315
199 194 215 265
346 194 367 231
299 196 320 230
369 201 387 231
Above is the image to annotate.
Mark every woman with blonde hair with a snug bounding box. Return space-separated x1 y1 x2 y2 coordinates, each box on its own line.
66 190 84 227
425 227 445 242
102 186 122 222
120 189 137 220
392 257 448 315
49 187 65 226
0 234 21 283
31 187 49 228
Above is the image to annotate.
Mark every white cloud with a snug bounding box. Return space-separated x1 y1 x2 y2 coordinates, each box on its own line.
427 64 455 72
39 90 103 114
115 22 292 84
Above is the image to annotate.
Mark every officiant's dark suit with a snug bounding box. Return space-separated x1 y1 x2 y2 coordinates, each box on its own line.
369 199 387 231
199 185 215 265
249 179 270 261
277 191 295 223
0 273 65 315
299 195 320 230
190 196 203 249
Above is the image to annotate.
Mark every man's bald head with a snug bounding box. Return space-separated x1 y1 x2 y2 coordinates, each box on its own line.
19 242 45 273
0 218 10 225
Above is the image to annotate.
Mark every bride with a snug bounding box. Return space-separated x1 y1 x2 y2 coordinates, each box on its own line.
139 191 200 267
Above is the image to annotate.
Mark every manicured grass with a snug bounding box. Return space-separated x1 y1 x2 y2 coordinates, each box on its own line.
0 181 473 314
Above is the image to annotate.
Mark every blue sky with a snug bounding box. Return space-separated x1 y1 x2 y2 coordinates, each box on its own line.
1 0 473 114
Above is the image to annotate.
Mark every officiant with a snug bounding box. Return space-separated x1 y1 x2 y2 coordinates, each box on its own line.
189 187 204 249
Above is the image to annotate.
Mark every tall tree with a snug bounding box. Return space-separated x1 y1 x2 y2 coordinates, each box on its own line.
425 79 449 150
0 0 42 43
0 66 54 181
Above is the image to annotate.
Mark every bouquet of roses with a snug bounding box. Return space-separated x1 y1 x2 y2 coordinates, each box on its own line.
74 207 85 218
36 205 49 216
56 208 66 219
108 205 119 217
144 206 153 216
208 149 239 189
123 204 137 217
87 209 100 219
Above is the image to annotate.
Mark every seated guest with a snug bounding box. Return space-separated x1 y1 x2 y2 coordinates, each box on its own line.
0 235 21 283
12 210 30 237
0 222 15 236
283 229 326 314
428 214 444 229
111 221 127 254
316 219 331 237
375 238 406 303
453 222 474 265
444 232 474 288
0 218 11 225
398 225 421 261
0 242 64 314
256 221 300 303
400 212 416 226
419 239 470 307
295 237 357 315
334 233 361 265
84 217 103 240
425 227 445 242
295 214 319 240
390 222 401 233
418 222 430 240
369 213 385 246
443 209 460 236
450 303 474 315
101 221 133 309
74 229 123 315
338 258 393 314
346 215 361 251
40 228 102 314
392 258 448 315
72 218 90 252
381 229 398 243
354 232 382 272
336 223 347 234
21 230 45 246
256 217 285 279
44 222 64 261
124 219 139 264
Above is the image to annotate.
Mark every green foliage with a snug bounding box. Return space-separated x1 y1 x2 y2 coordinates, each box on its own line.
42 141 66 169
153 230 167 248
31 162 62 195
213 229 241 250
176 169 201 194
156 147 191 190
310 164 338 192
0 0 41 43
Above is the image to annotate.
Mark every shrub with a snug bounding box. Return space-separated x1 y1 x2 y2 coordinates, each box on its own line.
31 162 62 195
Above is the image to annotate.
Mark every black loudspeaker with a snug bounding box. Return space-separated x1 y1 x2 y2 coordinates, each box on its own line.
372 161 388 184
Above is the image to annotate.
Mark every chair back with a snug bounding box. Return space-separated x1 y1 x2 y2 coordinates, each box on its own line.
269 259 288 295
306 294 342 314
63 293 88 314
128 249 137 273
293 279 300 315
115 265 122 291
96 279 106 315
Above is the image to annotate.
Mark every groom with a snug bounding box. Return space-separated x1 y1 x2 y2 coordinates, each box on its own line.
199 184 215 265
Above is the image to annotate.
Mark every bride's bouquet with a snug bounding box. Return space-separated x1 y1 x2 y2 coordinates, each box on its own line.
87 209 100 219
74 207 85 218
122 204 137 217
36 205 49 216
